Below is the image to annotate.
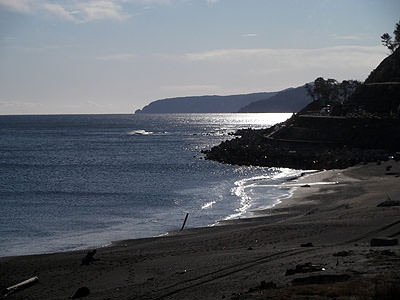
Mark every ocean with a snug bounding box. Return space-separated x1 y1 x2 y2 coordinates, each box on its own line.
0 113 304 257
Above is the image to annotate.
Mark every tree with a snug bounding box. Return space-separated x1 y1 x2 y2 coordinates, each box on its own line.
338 80 361 104
306 77 339 106
381 20 400 53
306 78 361 106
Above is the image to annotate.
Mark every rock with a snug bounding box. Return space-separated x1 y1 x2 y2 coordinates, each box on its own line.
285 262 325 276
81 249 98 266
370 238 399 247
386 172 400 176
71 286 90 299
333 251 352 257
377 200 400 207
300 242 313 247
292 274 351 285
247 281 276 293
259 280 276 290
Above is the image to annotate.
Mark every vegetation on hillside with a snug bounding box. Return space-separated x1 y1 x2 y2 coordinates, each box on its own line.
381 20 400 53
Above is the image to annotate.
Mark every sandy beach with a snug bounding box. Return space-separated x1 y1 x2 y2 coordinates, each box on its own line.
2 160 400 299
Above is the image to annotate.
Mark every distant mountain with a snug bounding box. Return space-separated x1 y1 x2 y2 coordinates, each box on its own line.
135 92 277 114
238 85 312 113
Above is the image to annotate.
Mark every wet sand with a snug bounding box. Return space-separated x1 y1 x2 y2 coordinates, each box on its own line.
1 161 400 299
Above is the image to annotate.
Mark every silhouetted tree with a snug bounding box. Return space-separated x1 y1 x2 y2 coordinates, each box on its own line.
306 78 361 107
339 80 361 104
306 77 339 106
381 20 400 53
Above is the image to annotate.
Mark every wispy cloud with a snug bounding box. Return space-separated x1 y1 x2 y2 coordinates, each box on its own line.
73 1 130 22
0 0 218 22
242 33 258 37
0 0 35 13
42 3 77 22
161 84 220 93
156 45 387 91
332 34 362 41
181 46 385 65
96 53 137 61
0 0 131 23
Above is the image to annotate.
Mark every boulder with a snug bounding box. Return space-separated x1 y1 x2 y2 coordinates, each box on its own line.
370 238 398 247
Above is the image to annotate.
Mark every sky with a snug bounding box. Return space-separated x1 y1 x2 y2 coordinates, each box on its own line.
0 0 399 114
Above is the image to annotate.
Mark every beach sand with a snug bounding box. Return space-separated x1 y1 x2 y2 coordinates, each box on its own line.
1 161 400 299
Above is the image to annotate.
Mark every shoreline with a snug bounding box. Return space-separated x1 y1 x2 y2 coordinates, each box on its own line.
0 167 305 259
2 160 400 299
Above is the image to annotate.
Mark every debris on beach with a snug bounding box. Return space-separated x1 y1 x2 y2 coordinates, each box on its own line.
81 249 99 266
71 286 90 299
370 237 399 247
333 250 353 257
292 274 351 286
247 280 277 293
2 276 39 297
285 262 325 276
377 200 400 207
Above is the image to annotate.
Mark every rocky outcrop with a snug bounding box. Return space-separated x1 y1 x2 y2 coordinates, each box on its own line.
203 49 400 170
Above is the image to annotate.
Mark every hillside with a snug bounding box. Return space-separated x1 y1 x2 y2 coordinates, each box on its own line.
135 92 276 114
203 49 400 170
238 85 312 113
348 48 400 114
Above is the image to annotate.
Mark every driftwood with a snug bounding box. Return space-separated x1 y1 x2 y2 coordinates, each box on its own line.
3 276 39 297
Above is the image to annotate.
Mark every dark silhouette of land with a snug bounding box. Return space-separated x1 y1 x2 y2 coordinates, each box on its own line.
238 85 312 113
203 48 400 170
135 86 313 114
135 92 277 113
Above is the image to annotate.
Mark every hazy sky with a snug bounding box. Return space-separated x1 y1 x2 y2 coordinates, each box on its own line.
0 0 399 114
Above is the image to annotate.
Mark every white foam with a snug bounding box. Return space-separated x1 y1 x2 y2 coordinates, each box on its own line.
127 129 153 135
224 169 305 220
201 200 217 209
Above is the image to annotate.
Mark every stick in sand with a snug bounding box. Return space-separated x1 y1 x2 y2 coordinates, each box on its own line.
180 213 189 231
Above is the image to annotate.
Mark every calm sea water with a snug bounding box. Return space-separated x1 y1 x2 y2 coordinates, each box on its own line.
0 113 302 257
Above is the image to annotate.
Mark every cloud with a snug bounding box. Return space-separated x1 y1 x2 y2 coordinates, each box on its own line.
0 0 36 13
73 1 130 22
181 46 385 66
0 0 131 23
96 53 137 61
0 0 216 22
161 84 220 93
42 3 77 22
242 33 258 37
332 34 362 41
156 45 387 93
